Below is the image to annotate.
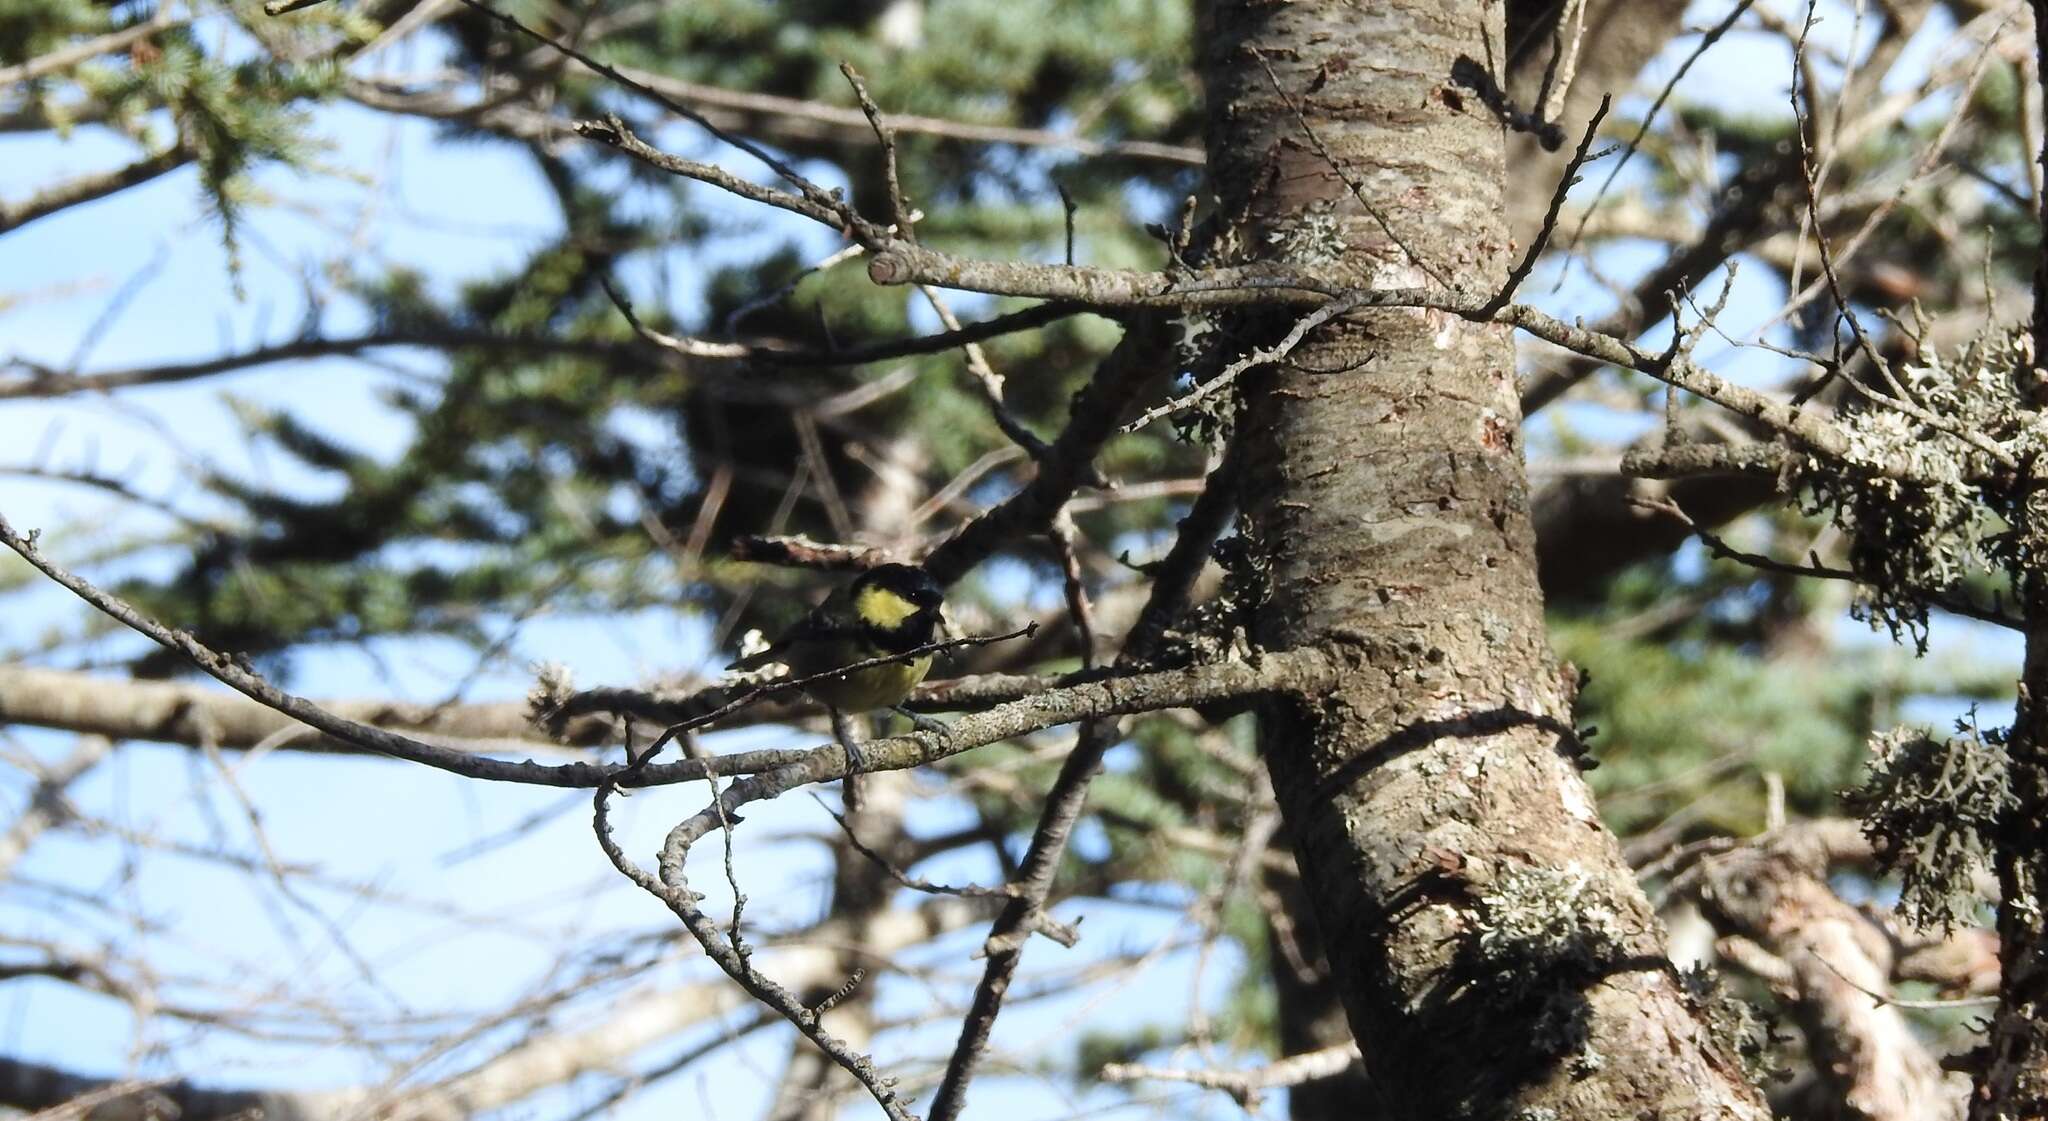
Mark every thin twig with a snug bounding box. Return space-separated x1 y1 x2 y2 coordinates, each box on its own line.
591 778 916 1121
809 793 1024 904
0 9 186 87
1120 292 1368 434
1812 951 2000 1011
1058 183 1079 266
1630 496 2022 629
0 146 190 235
1480 96 1611 315
1049 508 1100 667
1787 1 1887 383
435 0 850 220
1558 0 1757 266
841 62 915 240
613 65 1205 167
1536 0 1589 124
916 285 1052 460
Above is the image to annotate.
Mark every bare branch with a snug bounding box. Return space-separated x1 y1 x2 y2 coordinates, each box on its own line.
1620 441 1787 480
0 665 612 756
1480 95 1611 316
0 508 1324 788
1 329 658 400
840 63 915 239
0 10 185 86
0 735 109 880
730 534 893 571
1694 845 1958 1121
1099 1042 1363 1110
613 66 1204 167
0 146 190 235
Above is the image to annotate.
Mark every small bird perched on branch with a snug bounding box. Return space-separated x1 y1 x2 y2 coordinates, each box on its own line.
729 563 947 771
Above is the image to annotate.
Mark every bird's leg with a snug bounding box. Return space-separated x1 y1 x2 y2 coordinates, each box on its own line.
829 706 864 814
891 705 950 738
829 706 867 770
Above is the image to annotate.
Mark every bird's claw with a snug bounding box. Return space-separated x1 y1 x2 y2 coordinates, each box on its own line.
892 706 950 740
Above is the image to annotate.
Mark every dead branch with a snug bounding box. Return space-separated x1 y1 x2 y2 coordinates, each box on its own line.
1694 844 1961 1121
1099 1042 1363 1111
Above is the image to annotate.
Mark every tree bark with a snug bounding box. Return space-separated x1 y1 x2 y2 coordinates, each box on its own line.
1198 1 1769 1116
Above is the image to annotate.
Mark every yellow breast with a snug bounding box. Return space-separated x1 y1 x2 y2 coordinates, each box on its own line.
787 636 932 713
805 654 932 712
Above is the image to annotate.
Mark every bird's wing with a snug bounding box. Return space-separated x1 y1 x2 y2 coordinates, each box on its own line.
728 599 863 671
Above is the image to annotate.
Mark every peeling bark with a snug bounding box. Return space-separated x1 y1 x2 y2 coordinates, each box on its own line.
1199 1 1768 1115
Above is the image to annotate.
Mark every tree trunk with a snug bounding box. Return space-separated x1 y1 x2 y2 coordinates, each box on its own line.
1198 1 1770 1115
1974 605 2048 1118
1975 6 2048 1111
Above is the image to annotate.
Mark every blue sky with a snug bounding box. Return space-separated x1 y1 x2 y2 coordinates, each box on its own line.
0 2 2019 1118
0 35 1233 1113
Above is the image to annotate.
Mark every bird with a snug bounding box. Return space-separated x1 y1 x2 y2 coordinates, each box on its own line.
728 563 948 770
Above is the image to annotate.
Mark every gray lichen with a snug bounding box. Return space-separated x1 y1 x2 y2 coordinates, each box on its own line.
1263 202 1349 265
1788 324 2048 650
1474 862 1627 988
1845 713 2012 932
1157 521 1273 670
1566 1042 1606 1077
1677 963 1779 1084
524 660 576 725
1794 323 2048 651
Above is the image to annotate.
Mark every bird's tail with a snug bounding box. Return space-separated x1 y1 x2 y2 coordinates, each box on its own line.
727 645 783 673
